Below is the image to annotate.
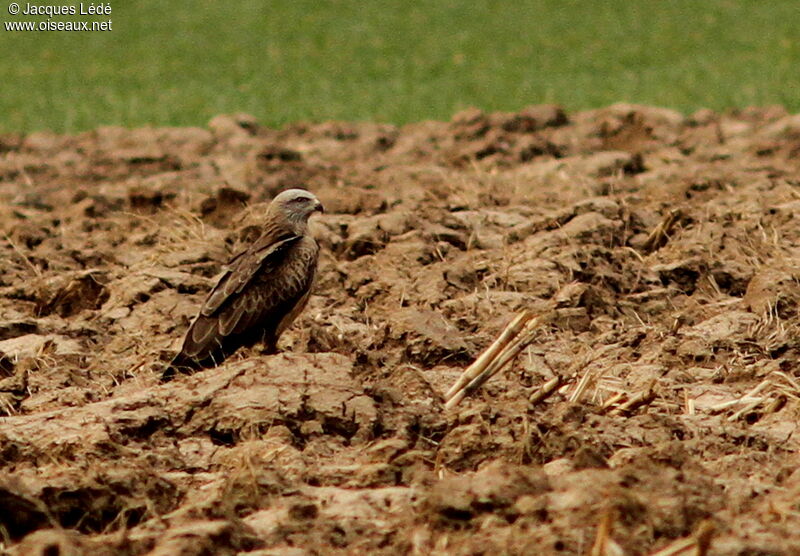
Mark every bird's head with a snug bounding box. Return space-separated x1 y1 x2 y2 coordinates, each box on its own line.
270 189 324 229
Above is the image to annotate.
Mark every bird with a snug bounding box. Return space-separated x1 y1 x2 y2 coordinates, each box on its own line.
161 188 324 381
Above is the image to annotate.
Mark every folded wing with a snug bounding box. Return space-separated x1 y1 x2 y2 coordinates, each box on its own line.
172 231 308 369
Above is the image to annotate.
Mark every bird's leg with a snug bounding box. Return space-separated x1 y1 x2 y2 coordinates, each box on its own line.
254 343 278 356
254 329 278 355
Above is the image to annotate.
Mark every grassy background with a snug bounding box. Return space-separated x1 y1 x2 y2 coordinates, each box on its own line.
1 0 798 132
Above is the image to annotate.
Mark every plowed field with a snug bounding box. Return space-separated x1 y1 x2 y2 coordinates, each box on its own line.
2 104 800 554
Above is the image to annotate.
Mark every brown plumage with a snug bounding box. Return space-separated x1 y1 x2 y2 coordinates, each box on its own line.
162 189 323 381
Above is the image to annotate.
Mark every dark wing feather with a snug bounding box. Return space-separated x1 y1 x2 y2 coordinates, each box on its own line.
218 287 258 336
178 232 301 360
216 242 317 339
202 233 299 316
188 314 219 349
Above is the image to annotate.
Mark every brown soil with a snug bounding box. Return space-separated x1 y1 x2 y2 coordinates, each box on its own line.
2 103 800 555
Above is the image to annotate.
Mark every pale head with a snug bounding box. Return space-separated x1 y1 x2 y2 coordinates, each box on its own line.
269 189 324 228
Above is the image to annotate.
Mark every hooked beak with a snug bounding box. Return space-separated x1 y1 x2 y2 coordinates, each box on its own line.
314 200 325 213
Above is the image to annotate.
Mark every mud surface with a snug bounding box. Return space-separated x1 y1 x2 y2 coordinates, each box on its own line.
2 104 800 554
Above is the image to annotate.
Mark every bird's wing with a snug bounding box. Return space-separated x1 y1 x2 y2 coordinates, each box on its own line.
179 232 302 358
202 232 300 316
182 231 317 359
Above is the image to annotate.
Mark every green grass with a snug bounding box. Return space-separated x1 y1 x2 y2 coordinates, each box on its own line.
1 1 799 132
